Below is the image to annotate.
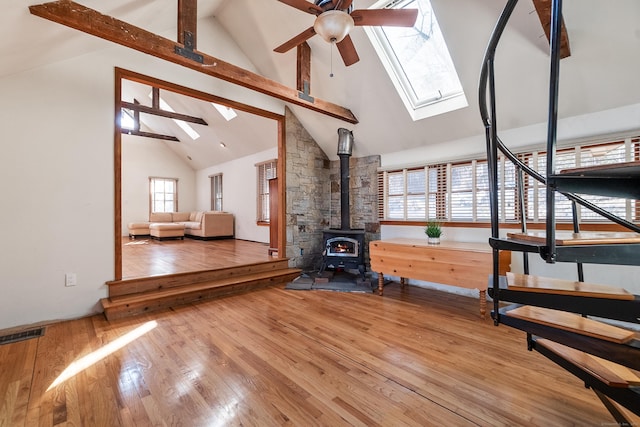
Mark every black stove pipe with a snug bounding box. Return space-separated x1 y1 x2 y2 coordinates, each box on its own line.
339 154 350 230
337 128 354 231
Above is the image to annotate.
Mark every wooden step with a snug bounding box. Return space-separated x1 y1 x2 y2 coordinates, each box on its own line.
107 259 292 297
536 338 640 388
505 305 636 344
506 230 640 246
506 272 635 300
101 268 302 320
558 160 640 177
548 161 640 199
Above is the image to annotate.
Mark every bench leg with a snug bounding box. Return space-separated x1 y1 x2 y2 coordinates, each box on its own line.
479 290 487 319
378 273 384 296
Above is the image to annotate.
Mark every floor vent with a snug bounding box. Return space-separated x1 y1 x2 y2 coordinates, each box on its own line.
0 327 45 346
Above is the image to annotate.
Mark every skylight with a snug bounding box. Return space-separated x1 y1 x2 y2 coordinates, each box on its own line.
365 0 467 121
212 103 237 121
157 97 201 140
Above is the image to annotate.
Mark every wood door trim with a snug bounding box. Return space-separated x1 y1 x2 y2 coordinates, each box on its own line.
113 68 286 280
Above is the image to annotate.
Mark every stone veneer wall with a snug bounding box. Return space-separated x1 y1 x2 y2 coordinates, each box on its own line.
285 108 330 269
284 108 381 271
329 155 381 269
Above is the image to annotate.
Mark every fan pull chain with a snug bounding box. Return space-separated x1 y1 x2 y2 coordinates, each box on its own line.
330 42 335 78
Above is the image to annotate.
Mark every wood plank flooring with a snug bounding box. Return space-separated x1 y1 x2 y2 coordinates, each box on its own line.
122 237 272 279
2 283 635 426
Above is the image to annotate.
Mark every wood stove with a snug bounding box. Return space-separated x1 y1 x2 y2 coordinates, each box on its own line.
319 128 366 279
320 229 366 277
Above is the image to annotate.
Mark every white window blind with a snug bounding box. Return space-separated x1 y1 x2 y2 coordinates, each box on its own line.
256 160 277 222
386 170 405 219
407 168 426 219
450 163 473 220
476 161 490 220
378 136 639 224
579 142 628 221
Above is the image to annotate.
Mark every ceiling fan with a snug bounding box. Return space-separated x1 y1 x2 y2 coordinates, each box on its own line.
274 0 419 66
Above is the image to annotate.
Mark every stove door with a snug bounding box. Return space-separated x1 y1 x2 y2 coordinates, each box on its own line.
325 237 359 258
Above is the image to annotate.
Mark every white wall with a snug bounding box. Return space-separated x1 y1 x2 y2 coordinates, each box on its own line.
0 17 284 330
197 147 277 243
381 104 640 169
121 136 197 235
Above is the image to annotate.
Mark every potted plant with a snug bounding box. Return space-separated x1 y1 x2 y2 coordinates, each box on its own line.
425 220 442 244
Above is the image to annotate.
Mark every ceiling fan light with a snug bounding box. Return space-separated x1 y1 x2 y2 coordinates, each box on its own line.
314 10 354 44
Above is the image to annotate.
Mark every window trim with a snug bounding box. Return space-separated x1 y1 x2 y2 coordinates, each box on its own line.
210 173 223 212
364 0 467 121
149 177 178 214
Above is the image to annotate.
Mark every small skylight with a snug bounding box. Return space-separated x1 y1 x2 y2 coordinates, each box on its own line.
212 103 237 121
157 97 201 140
365 0 467 121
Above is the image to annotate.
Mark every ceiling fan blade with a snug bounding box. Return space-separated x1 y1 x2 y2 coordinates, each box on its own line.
350 8 419 27
274 27 316 53
336 35 360 66
278 0 324 15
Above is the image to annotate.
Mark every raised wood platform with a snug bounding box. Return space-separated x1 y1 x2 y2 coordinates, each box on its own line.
102 259 301 320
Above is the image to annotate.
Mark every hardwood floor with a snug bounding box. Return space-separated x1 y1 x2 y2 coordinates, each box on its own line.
122 237 272 279
2 283 634 426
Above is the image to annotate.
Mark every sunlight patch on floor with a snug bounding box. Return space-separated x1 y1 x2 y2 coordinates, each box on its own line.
47 320 158 391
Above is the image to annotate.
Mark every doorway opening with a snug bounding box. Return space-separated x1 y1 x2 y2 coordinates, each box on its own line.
114 68 286 280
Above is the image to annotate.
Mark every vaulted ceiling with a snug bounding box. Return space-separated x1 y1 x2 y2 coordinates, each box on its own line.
4 0 640 167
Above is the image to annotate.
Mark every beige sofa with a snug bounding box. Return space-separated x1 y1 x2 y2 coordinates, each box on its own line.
128 211 234 240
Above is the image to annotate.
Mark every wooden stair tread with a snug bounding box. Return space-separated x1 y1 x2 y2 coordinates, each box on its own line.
506 230 640 246
557 160 640 176
506 272 635 300
104 268 301 307
536 338 640 388
506 305 636 344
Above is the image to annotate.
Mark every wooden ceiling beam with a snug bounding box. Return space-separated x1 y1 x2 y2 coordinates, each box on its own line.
532 0 571 59
296 42 312 101
121 100 208 125
177 0 198 48
121 128 180 142
29 1 358 124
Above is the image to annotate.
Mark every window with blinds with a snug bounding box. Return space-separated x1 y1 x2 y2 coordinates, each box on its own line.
210 174 223 211
378 137 639 224
256 159 277 223
149 177 178 213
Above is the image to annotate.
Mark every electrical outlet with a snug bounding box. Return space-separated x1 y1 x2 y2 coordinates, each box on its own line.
65 273 77 287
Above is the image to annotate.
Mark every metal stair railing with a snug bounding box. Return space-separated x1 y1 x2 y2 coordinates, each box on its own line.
479 0 640 422
479 0 640 323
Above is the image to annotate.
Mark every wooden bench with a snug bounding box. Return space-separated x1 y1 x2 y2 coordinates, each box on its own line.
369 239 510 317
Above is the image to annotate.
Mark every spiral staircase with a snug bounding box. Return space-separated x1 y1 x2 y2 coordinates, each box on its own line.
480 0 640 423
